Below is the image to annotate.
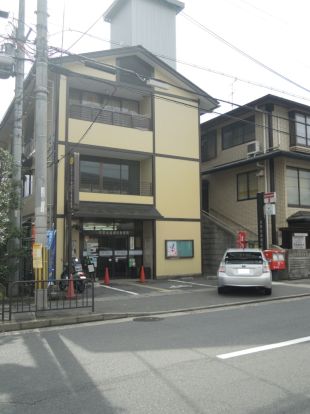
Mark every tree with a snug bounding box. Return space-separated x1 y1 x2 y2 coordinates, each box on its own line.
0 148 20 285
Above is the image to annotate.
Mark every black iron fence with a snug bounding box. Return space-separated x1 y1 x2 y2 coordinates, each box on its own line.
1 279 94 322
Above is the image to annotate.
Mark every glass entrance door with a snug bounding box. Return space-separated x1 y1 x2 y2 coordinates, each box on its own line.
114 236 128 278
97 235 129 278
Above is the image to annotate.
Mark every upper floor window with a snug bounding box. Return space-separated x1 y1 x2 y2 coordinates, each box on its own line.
80 157 140 195
290 112 310 147
222 116 255 150
286 167 310 207
201 130 217 162
70 89 139 114
237 171 257 201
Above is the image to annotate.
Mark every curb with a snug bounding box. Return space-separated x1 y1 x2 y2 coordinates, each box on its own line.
1 292 310 333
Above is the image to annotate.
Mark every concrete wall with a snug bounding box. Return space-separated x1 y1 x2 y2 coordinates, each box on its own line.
287 250 310 279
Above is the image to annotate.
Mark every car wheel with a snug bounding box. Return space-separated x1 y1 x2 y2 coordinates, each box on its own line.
264 287 272 295
218 287 225 294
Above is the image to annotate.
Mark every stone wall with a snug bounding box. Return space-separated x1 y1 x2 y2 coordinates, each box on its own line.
287 250 310 279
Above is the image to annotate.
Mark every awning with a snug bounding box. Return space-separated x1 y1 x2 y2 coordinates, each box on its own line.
73 202 163 220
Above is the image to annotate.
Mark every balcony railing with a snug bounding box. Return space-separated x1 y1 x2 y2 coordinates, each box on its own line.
69 104 152 131
80 181 153 196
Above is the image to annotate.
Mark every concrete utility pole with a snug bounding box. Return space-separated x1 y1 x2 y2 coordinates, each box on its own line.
34 0 48 301
34 0 48 247
12 0 25 282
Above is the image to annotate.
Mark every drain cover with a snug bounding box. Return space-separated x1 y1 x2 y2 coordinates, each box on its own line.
133 316 163 322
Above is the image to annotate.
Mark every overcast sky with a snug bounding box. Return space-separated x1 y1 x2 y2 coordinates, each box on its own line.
0 0 309 121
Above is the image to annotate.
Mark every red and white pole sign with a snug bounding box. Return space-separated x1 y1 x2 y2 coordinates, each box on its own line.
264 192 276 204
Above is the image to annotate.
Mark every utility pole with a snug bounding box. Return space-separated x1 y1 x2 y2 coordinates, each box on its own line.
34 0 48 300
34 0 48 246
12 0 25 282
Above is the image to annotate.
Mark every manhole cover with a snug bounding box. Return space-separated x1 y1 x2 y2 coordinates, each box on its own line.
133 316 163 322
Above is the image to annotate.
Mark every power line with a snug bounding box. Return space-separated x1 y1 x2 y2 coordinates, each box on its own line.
181 11 310 95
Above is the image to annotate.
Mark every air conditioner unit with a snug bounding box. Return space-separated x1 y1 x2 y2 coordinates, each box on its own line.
247 141 260 157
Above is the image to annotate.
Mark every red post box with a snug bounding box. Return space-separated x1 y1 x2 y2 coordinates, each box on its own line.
263 249 286 280
263 249 286 270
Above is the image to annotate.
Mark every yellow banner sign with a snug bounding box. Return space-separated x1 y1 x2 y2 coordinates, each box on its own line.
33 243 43 269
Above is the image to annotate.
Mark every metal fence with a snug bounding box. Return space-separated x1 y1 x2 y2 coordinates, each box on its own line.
1 279 94 322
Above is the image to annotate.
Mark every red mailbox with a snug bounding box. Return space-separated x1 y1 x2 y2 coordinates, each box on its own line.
263 249 286 271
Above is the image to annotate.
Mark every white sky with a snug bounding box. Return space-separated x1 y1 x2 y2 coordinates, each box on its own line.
0 0 309 121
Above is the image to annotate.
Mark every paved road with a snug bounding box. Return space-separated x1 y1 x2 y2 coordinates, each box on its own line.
3 276 310 332
1 296 310 413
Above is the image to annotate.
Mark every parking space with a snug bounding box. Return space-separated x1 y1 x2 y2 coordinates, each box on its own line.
94 277 217 299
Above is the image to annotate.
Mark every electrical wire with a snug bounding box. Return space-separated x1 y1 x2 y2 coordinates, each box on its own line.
181 11 310 95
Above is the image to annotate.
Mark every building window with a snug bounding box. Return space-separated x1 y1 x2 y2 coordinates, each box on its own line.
80 157 140 195
290 112 310 147
222 116 255 150
201 130 217 162
22 174 33 197
237 171 257 201
287 167 310 207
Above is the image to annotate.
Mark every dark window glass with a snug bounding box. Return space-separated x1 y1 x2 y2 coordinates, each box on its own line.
287 167 310 207
222 116 255 150
80 160 100 192
291 113 310 147
80 158 140 195
201 130 217 162
237 171 257 201
225 251 263 264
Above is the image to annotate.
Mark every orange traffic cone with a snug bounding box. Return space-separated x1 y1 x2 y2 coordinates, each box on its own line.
139 265 145 283
66 274 76 299
104 267 110 285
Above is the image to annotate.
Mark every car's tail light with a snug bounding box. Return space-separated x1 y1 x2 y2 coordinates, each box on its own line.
263 262 270 273
218 263 226 273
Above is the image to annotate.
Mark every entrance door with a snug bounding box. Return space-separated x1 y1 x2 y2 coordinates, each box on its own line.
98 235 129 278
114 236 128 278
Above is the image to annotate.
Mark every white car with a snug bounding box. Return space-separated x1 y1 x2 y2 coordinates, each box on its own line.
217 248 272 295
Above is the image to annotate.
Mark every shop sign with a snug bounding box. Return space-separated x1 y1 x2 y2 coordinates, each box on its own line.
129 250 143 256
33 243 43 269
99 250 113 256
115 250 128 256
292 235 306 250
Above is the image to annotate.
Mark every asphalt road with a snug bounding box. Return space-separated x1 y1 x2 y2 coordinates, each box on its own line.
1 295 310 413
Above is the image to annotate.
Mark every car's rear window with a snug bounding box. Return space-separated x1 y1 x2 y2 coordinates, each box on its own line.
225 252 263 264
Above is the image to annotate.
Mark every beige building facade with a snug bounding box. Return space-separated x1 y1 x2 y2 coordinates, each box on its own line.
201 95 310 250
0 45 218 280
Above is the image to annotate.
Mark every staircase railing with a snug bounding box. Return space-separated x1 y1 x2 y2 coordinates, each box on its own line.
202 209 258 245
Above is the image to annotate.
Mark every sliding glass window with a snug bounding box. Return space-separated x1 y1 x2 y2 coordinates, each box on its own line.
80 158 140 195
287 167 310 207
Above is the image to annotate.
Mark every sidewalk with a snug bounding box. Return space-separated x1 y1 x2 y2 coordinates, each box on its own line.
2 277 310 333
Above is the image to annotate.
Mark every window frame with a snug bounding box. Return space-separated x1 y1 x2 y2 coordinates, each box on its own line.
201 129 217 162
289 111 310 147
286 166 310 208
80 156 140 195
222 116 255 150
237 170 258 201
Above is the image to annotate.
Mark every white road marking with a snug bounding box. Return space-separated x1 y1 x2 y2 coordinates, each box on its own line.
101 285 139 295
169 285 190 289
168 279 214 287
217 336 310 359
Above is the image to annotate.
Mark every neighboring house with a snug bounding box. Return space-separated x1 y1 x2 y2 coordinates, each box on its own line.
201 94 310 258
0 45 218 280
